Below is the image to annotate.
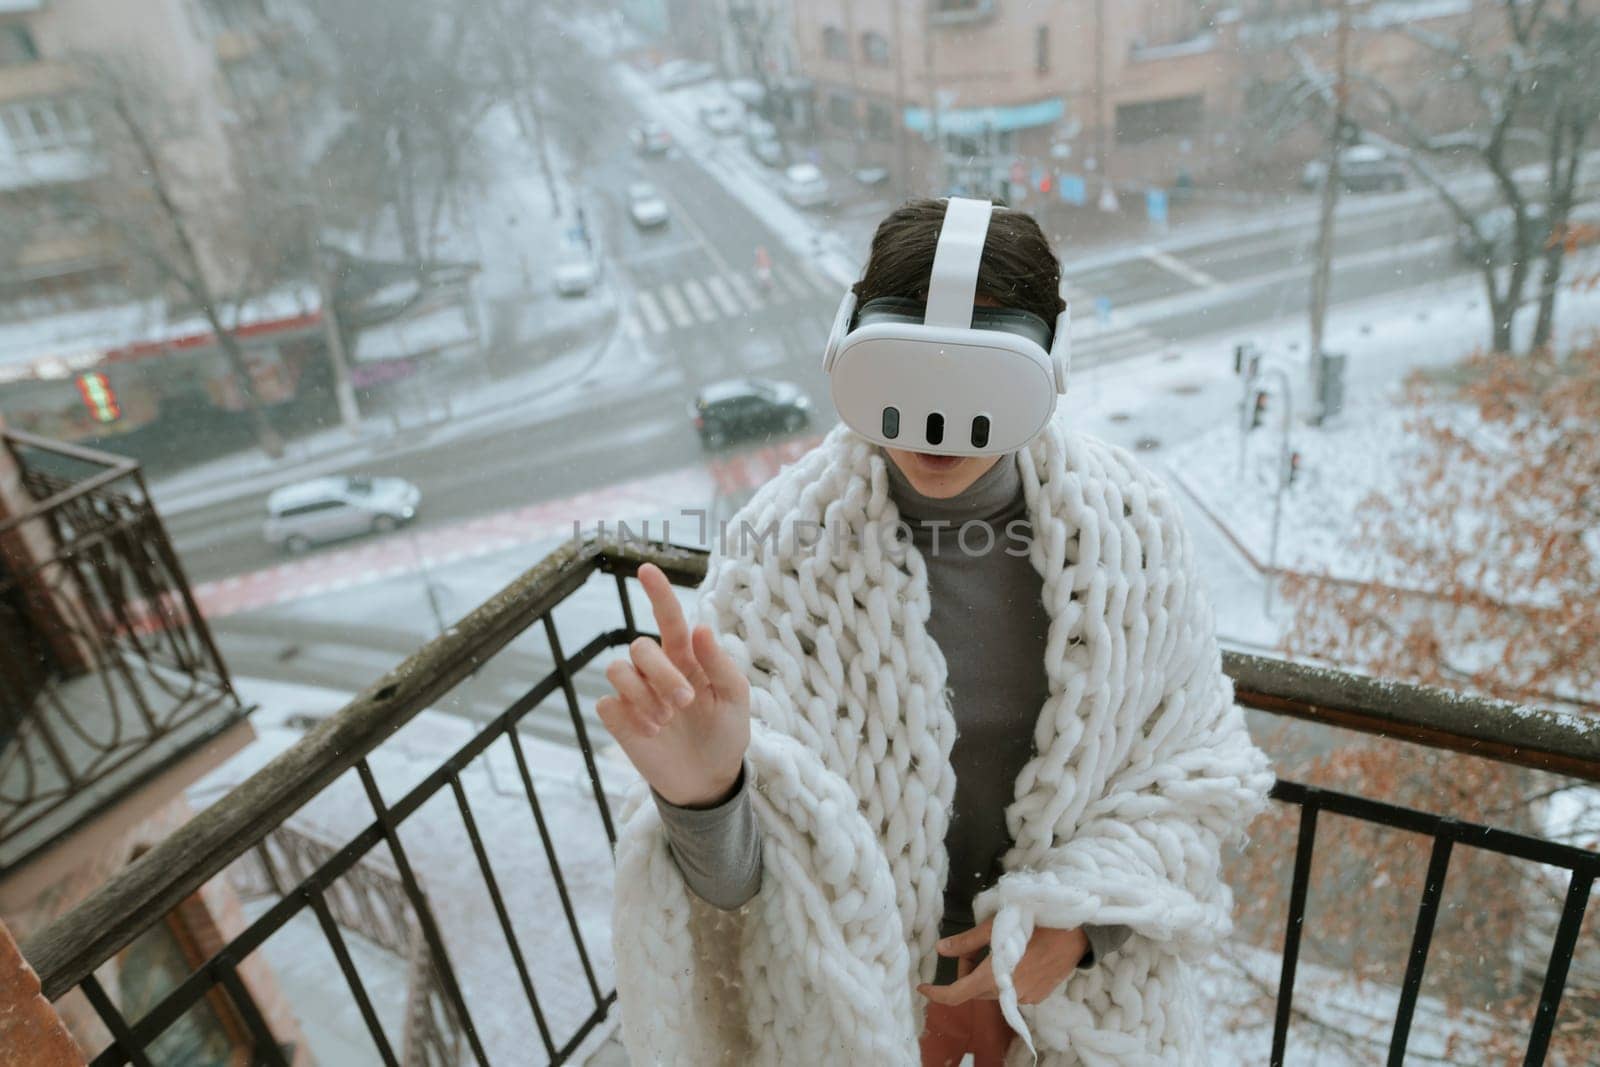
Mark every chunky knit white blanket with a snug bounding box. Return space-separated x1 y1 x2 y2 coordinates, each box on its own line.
611 418 1275 1065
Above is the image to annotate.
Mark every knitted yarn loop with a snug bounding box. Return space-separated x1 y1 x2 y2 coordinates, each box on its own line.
613 418 1275 1065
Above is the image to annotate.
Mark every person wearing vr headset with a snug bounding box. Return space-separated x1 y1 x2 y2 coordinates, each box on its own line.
599 199 1273 1065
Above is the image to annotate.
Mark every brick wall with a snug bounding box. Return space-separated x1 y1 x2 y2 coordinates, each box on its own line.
0 920 84 1067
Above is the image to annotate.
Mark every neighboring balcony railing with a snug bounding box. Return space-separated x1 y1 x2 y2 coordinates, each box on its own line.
0 429 247 873
19 535 1600 1066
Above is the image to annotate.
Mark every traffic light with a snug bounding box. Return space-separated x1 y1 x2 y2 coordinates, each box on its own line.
76 372 121 424
1250 389 1269 430
1286 450 1303 486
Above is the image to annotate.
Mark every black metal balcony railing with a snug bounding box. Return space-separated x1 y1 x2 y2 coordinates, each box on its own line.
0 429 248 873
19 535 1600 1066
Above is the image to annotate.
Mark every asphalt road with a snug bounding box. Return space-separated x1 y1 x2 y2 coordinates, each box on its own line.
161 53 1556 586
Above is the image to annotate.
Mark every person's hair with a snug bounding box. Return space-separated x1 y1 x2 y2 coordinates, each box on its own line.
851 198 1065 324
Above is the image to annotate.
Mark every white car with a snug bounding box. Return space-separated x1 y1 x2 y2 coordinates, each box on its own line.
553 239 600 296
699 102 743 136
654 59 714 90
264 475 420 553
627 181 670 228
780 163 831 208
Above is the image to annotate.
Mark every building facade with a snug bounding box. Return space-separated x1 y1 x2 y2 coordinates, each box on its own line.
788 0 1489 210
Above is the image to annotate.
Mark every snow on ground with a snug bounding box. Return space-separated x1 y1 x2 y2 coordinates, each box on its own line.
191 675 642 1066
1116 265 1600 585
198 672 1513 1066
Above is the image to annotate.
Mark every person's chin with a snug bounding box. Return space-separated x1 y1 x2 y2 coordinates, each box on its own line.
893 450 986 496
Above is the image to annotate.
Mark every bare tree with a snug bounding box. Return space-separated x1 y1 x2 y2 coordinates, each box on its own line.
294 0 497 264
1352 0 1600 355
77 57 288 458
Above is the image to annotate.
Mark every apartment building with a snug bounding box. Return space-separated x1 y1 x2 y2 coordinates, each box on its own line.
790 0 1486 207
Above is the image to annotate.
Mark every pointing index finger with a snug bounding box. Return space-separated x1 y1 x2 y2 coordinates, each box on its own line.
638 563 693 662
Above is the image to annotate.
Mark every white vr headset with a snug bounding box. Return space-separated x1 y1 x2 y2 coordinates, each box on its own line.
820 197 1070 456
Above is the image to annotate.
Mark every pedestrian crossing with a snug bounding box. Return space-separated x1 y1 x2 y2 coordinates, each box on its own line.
620 262 1167 370
622 263 839 339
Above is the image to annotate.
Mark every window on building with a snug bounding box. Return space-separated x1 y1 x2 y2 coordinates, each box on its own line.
861 32 890 66
200 0 270 35
828 93 856 129
935 0 986 12
866 102 893 142
822 26 848 61
0 25 39 65
1114 94 1204 144
1035 26 1049 74
0 98 92 155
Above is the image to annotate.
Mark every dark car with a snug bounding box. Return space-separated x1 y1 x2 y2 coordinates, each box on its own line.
1301 145 1408 194
690 377 813 449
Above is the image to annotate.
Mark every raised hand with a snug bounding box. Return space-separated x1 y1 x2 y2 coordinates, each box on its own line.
596 562 752 808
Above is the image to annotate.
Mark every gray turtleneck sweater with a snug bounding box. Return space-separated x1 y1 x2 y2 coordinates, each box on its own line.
651 450 1131 977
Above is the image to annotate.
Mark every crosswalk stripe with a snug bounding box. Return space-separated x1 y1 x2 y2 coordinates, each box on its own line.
727 272 763 311
622 314 645 340
705 275 743 316
658 284 695 328
635 291 669 334
773 267 811 300
804 263 840 296
681 279 719 323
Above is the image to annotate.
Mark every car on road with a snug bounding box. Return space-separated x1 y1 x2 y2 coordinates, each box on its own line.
779 163 831 208
553 237 600 296
654 59 714 90
627 181 670 228
690 377 812 449
854 165 890 187
746 129 785 167
630 122 673 156
1300 145 1408 193
264 475 420 553
698 102 743 136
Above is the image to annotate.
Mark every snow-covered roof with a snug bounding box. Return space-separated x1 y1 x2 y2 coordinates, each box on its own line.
0 284 321 384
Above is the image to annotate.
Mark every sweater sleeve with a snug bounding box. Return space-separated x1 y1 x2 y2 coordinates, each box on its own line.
1079 923 1133 968
649 759 763 910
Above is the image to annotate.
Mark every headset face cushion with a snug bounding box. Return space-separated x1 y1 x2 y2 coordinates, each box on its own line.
854 296 1053 350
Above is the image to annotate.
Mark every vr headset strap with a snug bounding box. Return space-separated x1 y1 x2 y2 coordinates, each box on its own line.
923 197 993 330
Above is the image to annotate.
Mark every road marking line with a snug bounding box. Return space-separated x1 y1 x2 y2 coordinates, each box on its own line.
705 274 743 316
622 314 644 340
635 291 669 333
726 272 763 311
1140 246 1219 289
658 284 695 328
681 278 719 322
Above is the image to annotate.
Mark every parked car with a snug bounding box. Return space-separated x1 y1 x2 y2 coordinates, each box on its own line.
726 79 767 108
264 475 420 553
630 122 673 156
553 237 600 296
1300 145 1408 193
627 181 670 228
1454 201 1600 266
747 130 785 167
854 166 891 187
699 102 743 136
654 59 714 90
689 377 812 449
779 163 831 208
